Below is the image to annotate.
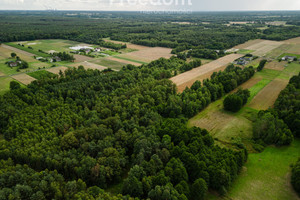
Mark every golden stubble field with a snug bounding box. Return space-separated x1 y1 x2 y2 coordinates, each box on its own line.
170 54 243 92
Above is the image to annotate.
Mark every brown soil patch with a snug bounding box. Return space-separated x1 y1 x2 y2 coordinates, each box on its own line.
11 74 36 85
170 54 243 92
74 54 93 63
1 44 35 57
248 78 289 110
265 61 287 71
69 61 107 71
106 57 142 66
118 47 173 63
46 66 69 75
0 71 5 76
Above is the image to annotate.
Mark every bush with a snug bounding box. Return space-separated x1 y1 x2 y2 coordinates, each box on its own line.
291 158 300 196
223 89 250 112
257 59 267 71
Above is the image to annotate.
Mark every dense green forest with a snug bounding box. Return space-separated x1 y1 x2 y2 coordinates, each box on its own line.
0 55 255 199
1 11 300 53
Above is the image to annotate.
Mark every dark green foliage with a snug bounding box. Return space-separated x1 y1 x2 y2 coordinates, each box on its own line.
253 111 294 146
98 40 126 50
191 178 208 200
223 89 250 112
188 49 225 60
274 73 300 137
257 59 267 71
291 158 300 196
224 94 243 112
52 52 75 62
9 81 21 90
10 52 16 58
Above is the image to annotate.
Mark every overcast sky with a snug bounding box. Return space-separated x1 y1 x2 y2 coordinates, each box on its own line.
1 0 300 11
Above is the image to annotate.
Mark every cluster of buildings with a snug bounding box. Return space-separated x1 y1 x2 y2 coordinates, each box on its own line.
7 60 22 67
69 46 106 55
281 55 299 62
36 56 61 62
234 56 254 66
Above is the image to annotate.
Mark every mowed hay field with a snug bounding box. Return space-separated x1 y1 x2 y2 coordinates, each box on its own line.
69 61 107 71
74 54 93 63
117 47 173 63
11 73 36 85
106 56 142 66
46 66 69 74
0 45 36 62
245 40 284 56
171 54 243 92
248 78 289 110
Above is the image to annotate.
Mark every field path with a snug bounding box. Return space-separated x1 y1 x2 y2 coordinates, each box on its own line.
1 44 35 57
170 54 243 92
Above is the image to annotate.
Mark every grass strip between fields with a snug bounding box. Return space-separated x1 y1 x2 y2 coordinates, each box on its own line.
114 56 148 64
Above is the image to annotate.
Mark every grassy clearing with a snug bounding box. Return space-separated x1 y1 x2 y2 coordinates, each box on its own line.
14 39 82 53
209 139 300 200
277 63 300 80
0 76 13 95
114 55 148 64
6 43 49 57
27 70 56 80
90 58 127 71
237 49 255 54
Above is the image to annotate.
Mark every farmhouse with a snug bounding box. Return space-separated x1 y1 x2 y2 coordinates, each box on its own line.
95 48 101 52
282 55 297 61
9 62 18 67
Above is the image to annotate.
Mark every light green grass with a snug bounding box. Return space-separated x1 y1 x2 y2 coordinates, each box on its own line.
12 39 82 54
0 60 19 75
27 70 56 80
209 139 300 200
0 76 14 95
5 43 49 57
279 53 300 59
277 63 300 80
247 79 271 102
237 49 255 54
114 56 148 64
90 58 127 71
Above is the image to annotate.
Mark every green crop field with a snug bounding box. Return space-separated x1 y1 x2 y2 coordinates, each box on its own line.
237 49 255 54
